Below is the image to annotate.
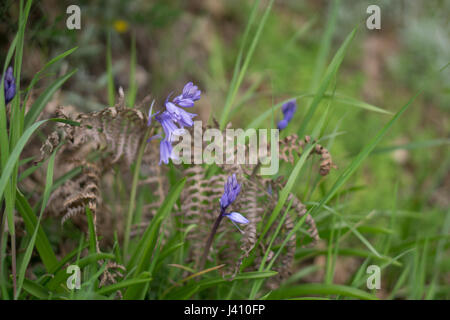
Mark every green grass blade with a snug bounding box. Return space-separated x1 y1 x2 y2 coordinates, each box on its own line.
297 27 357 137
310 0 338 91
24 69 77 129
307 91 421 220
259 142 316 242
247 93 387 130
15 190 58 272
15 149 57 299
0 118 78 201
85 207 98 255
96 273 152 296
219 0 274 129
22 278 52 299
373 138 450 154
268 283 378 300
218 0 260 129
165 271 278 300
124 178 186 299
23 47 78 105
106 32 115 106
127 33 137 107
46 253 114 291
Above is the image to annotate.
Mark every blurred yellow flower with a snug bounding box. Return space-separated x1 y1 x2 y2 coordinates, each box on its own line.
113 19 129 33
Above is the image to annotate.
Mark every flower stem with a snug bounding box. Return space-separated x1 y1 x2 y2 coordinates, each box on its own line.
199 208 225 270
123 129 151 259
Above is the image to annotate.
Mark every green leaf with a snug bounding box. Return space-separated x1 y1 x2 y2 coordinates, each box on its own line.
85 207 98 255
96 273 152 296
259 143 315 242
246 93 388 130
46 253 114 291
23 47 78 105
268 283 378 300
307 91 421 222
106 32 115 106
15 190 58 272
15 149 57 299
166 271 278 300
0 118 77 202
310 0 338 91
297 27 357 137
220 0 274 129
22 278 51 300
124 178 186 299
127 34 137 107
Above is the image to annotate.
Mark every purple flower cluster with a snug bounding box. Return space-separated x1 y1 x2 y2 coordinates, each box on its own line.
220 174 241 210
173 82 201 107
148 82 201 164
277 99 297 130
1 67 16 105
220 174 249 229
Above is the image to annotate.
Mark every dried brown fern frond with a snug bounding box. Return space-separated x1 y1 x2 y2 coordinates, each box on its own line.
37 103 149 168
36 95 155 248
60 162 101 225
279 134 336 176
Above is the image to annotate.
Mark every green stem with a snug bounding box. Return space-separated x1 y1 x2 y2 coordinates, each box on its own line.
123 129 151 259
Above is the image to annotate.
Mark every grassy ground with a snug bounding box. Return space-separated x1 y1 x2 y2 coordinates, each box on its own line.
0 0 448 300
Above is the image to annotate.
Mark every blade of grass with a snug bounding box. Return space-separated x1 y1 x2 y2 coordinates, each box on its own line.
373 138 450 154
219 0 274 129
5 0 33 298
24 69 77 129
310 0 338 91
123 129 151 257
127 33 137 107
106 31 115 106
268 283 378 300
23 47 78 106
96 273 152 296
46 253 114 291
124 178 186 299
0 118 79 201
15 149 57 299
165 271 278 300
218 0 260 129
247 92 388 130
259 142 316 242
297 27 357 138
15 191 58 272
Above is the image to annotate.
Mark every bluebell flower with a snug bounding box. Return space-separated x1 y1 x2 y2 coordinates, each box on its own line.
155 111 185 141
148 82 201 165
223 212 249 224
277 99 297 130
200 173 248 266
173 82 201 107
219 174 249 232
165 101 196 128
1 66 16 105
159 138 174 165
220 174 241 210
